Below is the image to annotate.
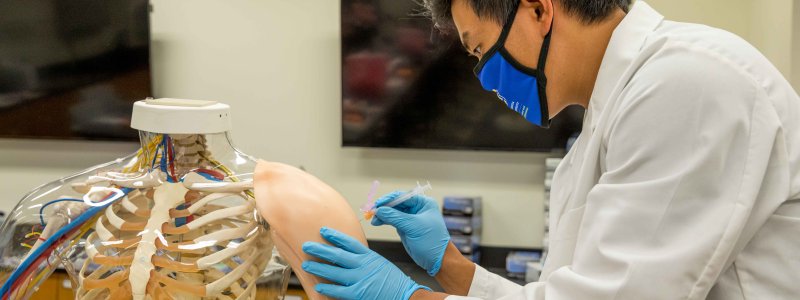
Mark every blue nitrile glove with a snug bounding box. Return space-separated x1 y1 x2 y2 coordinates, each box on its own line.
302 227 430 300
371 191 450 276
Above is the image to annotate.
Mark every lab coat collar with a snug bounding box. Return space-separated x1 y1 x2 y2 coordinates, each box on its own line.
587 1 663 130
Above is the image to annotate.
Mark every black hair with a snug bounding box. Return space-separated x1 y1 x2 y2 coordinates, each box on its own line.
420 0 632 32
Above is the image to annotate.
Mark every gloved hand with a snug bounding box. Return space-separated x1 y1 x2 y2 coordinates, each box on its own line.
302 227 430 300
371 191 450 276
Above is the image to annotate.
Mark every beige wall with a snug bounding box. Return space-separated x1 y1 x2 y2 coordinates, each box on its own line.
748 0 794 79
647 0 753 41
794 1 800 90
0 139 137 211
647 0 796 87
1 0 797 248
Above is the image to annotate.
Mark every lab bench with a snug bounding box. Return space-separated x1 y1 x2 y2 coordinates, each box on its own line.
17 241 532 299
17 269 308 300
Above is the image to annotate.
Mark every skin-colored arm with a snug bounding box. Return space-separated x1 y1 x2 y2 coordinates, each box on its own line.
435 243 477 295
410 243 477 300
254 160 368 300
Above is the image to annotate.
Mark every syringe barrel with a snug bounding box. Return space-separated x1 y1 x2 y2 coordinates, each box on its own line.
384 182 432 208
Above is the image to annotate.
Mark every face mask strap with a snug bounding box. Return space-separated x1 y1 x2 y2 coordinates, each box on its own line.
537 27 553 128
497 3 520 45
536 29 552 84
473 3 520 76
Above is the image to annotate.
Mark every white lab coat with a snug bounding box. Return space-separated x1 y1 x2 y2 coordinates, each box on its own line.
448 2 800 299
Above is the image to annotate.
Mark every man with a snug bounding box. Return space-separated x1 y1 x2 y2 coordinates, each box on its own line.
301 0 800 299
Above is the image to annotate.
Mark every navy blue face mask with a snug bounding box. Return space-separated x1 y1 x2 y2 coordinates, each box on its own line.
473 5 553 128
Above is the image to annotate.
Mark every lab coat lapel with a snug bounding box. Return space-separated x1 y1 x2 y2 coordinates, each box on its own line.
588 1 664 131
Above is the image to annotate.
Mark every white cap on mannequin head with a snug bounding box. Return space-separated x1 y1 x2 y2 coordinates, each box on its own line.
130 98 233 134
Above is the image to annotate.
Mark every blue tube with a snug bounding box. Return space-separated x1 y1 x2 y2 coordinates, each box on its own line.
160 136 168 174
0 188 133 297
193 172 223 182
39 198 84 226
150 142 162 169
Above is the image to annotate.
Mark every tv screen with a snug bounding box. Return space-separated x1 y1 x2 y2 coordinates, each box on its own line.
341 0 584 152
0 0 151 141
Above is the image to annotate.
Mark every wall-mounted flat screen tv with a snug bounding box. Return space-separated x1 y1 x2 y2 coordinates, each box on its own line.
341 0 583 152
0 0 151 141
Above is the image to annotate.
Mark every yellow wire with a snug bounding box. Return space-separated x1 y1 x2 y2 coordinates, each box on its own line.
123 135 162 173
19 231 41 249
198 152 255 199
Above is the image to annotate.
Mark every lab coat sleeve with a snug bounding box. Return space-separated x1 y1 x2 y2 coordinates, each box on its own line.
440 265 522 300
453 47 777 300
444 265 541 300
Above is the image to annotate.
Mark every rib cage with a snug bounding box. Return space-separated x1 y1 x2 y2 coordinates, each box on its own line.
72 135 272 300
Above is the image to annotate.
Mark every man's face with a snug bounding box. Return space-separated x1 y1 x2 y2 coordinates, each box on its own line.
451 0 502 62
451 0 546 75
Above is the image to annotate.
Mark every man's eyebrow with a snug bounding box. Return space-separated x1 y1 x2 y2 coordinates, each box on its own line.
460 31 471 53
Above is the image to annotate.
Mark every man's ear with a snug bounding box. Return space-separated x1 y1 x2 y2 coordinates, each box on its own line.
519 0 554 36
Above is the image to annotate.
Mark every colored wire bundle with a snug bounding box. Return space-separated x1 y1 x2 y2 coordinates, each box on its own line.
198 151 254 199
17 215 98 298
0 188 133 299
2 135 166 299
123 135 163 173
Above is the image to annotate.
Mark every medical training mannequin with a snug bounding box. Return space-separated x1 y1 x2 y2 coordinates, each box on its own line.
254 161 368 300
0 99 291 299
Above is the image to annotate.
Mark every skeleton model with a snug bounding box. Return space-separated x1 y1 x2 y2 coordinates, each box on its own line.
0 99 290 299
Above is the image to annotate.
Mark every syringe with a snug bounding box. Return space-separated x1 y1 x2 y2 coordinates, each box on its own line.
362 181 432 221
